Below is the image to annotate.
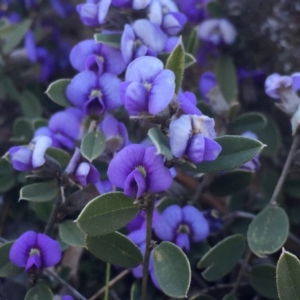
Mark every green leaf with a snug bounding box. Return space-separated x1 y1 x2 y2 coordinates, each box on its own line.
197 234 246 281
206 1 225 17
94 33 121 48
231 112 268 133
284 177 300 198
249 265 278 299
81 131 106 162
153 241 191 298
19 90 42 118
32 118 48 130
209 170 253 196
148 127 172 160
276 250 300 300
12 117 34 143
185 53 196 69
2 19 32 54
185 28 198 55
0 242 23 277
46 147 71 170
59 220 85 248
0 174 15 193
45 79 72 107
76 192 139 236
86 232 143 268
215 54 238 103
247 206 289 257
178 135 265 173
24 284 53 300
32 201 53 222
190 296 216 300
130 280 155 300
156 197 182 213
20 181 59 202
165 39 185 94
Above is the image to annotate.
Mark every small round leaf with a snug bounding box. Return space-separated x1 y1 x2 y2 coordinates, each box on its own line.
0 242 23 277
81 131 106 162
45 79 72 107
24 284 53 300
20 181 59 202
59 220 85 248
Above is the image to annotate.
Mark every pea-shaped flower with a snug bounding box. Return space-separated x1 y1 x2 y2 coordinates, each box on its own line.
9 231 61 271
120 56 175 115
170 114 222 164
153 205 209 251
107 144 173 198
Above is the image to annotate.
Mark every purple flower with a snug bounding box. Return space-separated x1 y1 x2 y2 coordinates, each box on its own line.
120 56 175 115
99 114 129 152
169 114 222 164
154 205 209 251
197 18 237 45
121 20 166 64
240 132 260 172
70 39 126 75
9 136 52 172
66 71 122 116
107 144 173 198
9 231 61 271
199 71 217 103
127 211 145 232
25 30 37 62
162 12 187 35
34 108 84 151
65 148 100 186
202 209 223 234
112 0 150 9
178 91 202 115
76 0 111 26
95 179 113 194
163 36 180 52
176 0 209 23
62 296 74 300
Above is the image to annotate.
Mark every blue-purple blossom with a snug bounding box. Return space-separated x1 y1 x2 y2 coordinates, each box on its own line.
153 205 209 251
240 132 260 172
70 39 126 75
112 0 150 9
9 231 61 271
62 296 74 300
99 114 129 152
176 0 209 23
9 136 52 172
163 36 180 52
178 91 202 115
170 114 222 164
76 0 111 26
66 71 122 116
265 73 300 100
107 144 173 198
65 148 100 186
34 108 84 151
121 19 166 64
120 56 175 115
95 179 113 194
197 18 237 45
199 71 217 103
202 209 223 234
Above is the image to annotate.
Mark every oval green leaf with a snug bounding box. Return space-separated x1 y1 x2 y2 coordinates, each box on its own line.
46 147 71 170
45 79 72 107
153 241 191 298
276 249 300 300
86 232 143 268
24 284 53 300
81 131 106 162
76 192 139 236
247 206 289 257
165 39 185 94
12 117 34 143
179 135 265 173
94 33 121 48
20 90 42 119
59 220 85 248
148 127 172 160
249 265 278 299
0 242 23 277
32 201 53 222
20 181 59 202
209 170 253 196
231 112 268 133
197 234 246 281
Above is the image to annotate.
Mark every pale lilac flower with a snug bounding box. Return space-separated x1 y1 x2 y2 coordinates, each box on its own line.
197 18 237 45
107 144 173 198
154 205 209 251
9 231 61 271
169 114 222 164
9 136 52 172
95 180 113 194
120 56 175 115
178 91 202 115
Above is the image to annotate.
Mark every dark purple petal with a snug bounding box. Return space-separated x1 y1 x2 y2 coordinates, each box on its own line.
67 71 98 109
182 206 209 242
84 96 105 115
95 180 112 194
107 144 145 188
187 134 205 164
169 115 192 158
175 233 190 252
112 0 131 7
203 137 222 161
87 165 100 184
199 71 217 103
26 253 41 271
148 69 175 114
124 82 148 115
153 205 182 241
178 91 203 115
9 231 37 267
62 296 74 300
127 212 145 232
127 227 146 246
36 233 61 268
9 146 33 171
25 30 37 62
143 147 173 193
124 169 146 198
31 136 52 168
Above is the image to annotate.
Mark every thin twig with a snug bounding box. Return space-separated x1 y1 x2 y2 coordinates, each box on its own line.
142 196 155 300
191 174 210 205
88 269 130 300
44 268 86 300
270 133 300 205
104 263 111 300
193 282 248 297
